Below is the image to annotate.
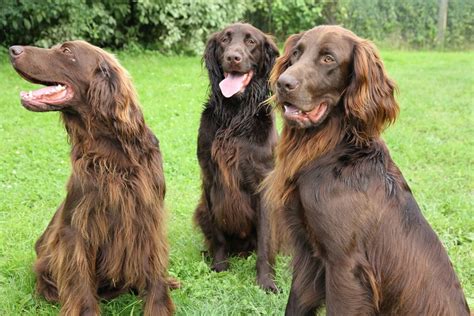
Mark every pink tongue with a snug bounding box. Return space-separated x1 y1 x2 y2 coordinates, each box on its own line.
219 73 246 98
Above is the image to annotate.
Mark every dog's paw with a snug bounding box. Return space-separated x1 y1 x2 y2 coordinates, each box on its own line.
211 261 229 272
257 277 279 293
166 277 181 290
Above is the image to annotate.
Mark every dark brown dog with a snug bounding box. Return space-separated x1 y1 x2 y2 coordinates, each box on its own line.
265 25 470 315
9 41 174 316
193 23 279 292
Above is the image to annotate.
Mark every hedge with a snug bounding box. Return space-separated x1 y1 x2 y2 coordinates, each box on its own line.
1 0 472 53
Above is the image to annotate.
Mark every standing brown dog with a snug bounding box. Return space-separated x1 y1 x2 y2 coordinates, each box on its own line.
266 25 470 315
193 23 279 292
10 41 174 316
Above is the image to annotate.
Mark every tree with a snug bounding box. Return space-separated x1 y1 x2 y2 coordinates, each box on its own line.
436 0 449 47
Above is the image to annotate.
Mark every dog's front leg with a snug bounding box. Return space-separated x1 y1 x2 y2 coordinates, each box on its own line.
325 257 377 315
143 277 174 316
285 247 325 315
34 202 64 302
211 229 229 272
256 195 278 292
55 228 99 316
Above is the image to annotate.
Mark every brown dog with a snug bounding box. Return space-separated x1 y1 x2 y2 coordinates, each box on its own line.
9 41 174 316
193 23 279 292
265 25 470 315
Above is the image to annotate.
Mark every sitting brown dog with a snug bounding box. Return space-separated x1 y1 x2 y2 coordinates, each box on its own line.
193 23 279 292
10 41 174 316
265 25 470 315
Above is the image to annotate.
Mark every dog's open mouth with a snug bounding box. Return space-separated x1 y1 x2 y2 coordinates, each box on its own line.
219 71 254 98
283 102 328 126
16 70 74 112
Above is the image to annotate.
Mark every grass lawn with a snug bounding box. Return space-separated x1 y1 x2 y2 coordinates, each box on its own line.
0 49 472 315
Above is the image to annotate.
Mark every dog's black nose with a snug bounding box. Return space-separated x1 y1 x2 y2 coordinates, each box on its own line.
277 74 299 92
9 46 24 57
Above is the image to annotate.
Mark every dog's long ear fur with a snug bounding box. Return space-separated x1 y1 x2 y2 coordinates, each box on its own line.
262 34 279 78
269 33 303 95
88 60 119 120
344 40 399 144
203 32 222 89
87 53 143 137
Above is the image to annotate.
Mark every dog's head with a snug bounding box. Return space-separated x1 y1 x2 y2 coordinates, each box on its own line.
9 40 138 125
204 22 279 99
270 25 398 142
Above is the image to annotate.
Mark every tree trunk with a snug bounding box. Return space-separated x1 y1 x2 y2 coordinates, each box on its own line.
436 0 449 47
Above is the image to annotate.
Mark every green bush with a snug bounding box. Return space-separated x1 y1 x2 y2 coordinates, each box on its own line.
247 0 472 49
446 0 474 47
132 1 248 54
245 0 325 38
0 0 472 52
0 0 247 54
1 0 89 47
344 0 473 48
340 0 440 48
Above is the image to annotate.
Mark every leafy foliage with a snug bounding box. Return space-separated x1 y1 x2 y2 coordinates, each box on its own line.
445 0 474 47
0 0 247 54
246 0 473 49
0 0 472 53
245 0 325 38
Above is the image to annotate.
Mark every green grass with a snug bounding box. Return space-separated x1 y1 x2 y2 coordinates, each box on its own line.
0 49 473 315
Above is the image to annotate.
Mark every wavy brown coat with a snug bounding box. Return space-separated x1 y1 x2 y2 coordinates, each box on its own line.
265 26 469 315
10 41 174 316
193 23 279 292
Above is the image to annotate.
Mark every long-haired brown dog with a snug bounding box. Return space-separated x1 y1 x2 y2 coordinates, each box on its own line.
194 23 279 292
265 25 469 315
9 41 174 316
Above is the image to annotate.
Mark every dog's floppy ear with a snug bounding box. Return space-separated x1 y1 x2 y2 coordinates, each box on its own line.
88 60 119 120
203 31 222 85
344 40 399 143
87 56 142 134
269 32 303 93
262 34 279 78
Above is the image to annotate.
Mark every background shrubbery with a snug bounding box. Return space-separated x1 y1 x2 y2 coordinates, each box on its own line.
246 0 473 49
0 0 472 54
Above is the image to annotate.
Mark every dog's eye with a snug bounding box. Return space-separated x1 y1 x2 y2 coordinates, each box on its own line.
322 54 335 63
292 50 299 58
62 47 72 55
221 37 229 44
247 39 256 45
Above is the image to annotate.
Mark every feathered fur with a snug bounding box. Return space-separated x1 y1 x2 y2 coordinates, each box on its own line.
11 41 174 316
265 26 469 315
193 23 280 292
